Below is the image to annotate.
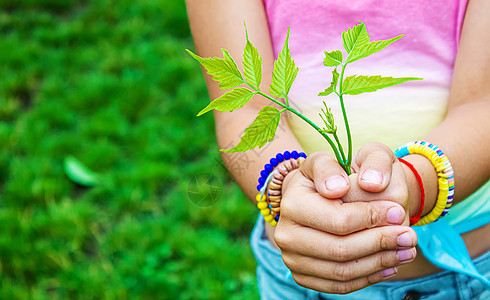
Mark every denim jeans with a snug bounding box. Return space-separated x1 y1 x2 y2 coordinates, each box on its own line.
251 215 490 300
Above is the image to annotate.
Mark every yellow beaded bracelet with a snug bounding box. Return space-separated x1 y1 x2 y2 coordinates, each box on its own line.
256 155 306 227
394 141 454 226
256 193 278 227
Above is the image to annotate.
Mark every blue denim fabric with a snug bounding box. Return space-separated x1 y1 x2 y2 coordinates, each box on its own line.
251 215 490 300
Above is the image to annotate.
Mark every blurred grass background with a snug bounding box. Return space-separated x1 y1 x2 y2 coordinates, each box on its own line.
0 0 259 298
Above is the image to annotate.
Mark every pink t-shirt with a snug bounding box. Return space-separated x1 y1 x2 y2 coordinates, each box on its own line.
263 0 468 153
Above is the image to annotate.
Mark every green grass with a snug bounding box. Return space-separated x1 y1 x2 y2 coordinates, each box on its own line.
0 1 259 299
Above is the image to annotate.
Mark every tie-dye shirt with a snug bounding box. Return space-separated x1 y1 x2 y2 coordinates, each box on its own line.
263 0 468 153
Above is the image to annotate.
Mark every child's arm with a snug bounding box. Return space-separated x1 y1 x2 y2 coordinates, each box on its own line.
186 0 303 201
346 0 490 217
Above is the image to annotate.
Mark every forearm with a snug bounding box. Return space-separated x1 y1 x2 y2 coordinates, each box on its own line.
186 0 304 203
216 108 303 202
424 99 490 202
402 0 490 217
403 99 490 217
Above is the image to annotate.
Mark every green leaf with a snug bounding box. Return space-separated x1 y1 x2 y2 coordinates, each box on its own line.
323 50 343 67
221 106 281 153
318 86 334 97
197 88 255 116
318 68 340 96
186 49 244 89
343 75 423 95
347 35 403 63
63 156 100 186
270 28 299 98
331 68 340 90
243 25 262 89
342 22 370 54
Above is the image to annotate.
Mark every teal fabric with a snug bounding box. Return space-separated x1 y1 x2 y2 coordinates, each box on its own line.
415 220 490 288
414 180 490 288
444 180 490 232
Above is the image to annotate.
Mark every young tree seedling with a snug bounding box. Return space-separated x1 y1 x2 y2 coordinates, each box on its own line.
188 22 422 174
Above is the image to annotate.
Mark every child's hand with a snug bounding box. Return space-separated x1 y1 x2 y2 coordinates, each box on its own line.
275 152 417 294
343 142 415 226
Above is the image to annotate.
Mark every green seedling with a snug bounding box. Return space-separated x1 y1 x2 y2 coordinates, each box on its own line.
188 22 422 174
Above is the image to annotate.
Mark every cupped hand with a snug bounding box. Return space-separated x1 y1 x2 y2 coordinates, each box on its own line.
344 142 417 225
274 151 417 294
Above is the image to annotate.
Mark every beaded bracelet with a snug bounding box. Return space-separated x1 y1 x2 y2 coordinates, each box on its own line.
256 151 307 227
394 141 454 226
397 157 425 226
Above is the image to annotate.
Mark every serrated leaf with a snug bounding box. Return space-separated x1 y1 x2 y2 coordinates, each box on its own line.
186 49 244 89
347 35 403 63
270 28 299 98
197 88 255 116
318 69 340 96
323 50 343 67
221 106 281 153
342 22 370 54
63 156 100 186
318 86 334 96
243 26 262 89
343 75 422 95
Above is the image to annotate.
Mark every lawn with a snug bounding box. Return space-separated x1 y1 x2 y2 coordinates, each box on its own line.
0 0 259 299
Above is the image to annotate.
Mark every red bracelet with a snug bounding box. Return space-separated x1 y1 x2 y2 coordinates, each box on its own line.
397 157 425 225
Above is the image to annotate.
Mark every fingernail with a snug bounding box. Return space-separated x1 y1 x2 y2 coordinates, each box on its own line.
382 267 397 278
325 175 348 190
387 207 404 224
397 232 414 247
397 249 414 263
361 169 383 184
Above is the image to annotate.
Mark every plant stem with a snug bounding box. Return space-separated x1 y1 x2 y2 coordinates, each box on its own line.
338 64 353 170
285 106 347 171
332 131 346 164
246 83 287 109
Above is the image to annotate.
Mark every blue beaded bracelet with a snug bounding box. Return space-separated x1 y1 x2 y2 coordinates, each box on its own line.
256 150 307 192
256 150 307 227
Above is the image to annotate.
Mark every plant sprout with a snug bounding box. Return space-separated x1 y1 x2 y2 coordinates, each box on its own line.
187 22 422 174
